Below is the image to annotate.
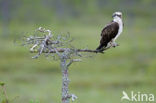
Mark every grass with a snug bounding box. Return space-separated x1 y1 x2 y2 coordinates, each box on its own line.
0 15 156 103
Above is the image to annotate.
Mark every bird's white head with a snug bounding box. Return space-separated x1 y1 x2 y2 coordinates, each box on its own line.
112 11 122 19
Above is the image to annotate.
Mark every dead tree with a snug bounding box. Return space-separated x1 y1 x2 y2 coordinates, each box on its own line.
22 27 117 103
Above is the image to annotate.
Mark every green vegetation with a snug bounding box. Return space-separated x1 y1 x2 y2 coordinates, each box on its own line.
0 0 156 103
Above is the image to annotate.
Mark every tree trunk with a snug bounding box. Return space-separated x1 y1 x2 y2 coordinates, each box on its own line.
61 59 70 103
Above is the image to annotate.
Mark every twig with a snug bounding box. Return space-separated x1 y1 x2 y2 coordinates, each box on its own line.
67 59 81 67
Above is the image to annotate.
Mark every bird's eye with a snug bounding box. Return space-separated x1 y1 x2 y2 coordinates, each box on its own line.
118 15 121 18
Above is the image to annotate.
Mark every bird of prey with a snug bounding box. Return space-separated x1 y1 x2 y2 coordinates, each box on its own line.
96 11 123 51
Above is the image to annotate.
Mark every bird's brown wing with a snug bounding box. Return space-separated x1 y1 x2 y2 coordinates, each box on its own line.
96 22 119 50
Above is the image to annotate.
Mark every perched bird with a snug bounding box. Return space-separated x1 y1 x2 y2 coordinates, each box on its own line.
96 11 123 51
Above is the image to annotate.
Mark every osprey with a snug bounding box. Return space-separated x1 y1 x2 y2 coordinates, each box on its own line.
96 12 123 51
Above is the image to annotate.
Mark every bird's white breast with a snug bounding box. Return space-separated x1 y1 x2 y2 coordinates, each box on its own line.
113 17 123 41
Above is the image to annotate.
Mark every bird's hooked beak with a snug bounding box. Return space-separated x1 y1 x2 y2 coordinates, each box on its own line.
112 12 122 18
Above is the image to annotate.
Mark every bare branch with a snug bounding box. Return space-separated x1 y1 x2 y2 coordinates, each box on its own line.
30 43 38 51
30 48 106 54
37 27 52 37
67 59 81 67
53 47 62 57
